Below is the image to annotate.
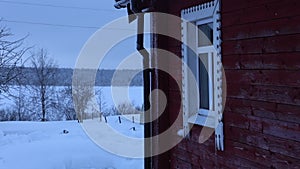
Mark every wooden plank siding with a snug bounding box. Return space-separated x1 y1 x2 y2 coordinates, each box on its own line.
152 0 300 168
221 1 300 167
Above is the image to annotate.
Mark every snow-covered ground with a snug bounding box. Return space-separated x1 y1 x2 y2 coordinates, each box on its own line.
0 116 144 169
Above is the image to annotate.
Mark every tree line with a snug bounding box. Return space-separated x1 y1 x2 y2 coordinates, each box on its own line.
0 67 143 86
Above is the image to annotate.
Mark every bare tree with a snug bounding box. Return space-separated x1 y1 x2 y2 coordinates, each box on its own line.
95 87 107 114
72 69 95 122
58 86 76 120
0 24 29 94
6 66 33 121
0 108 17 121
30 49 58 121
12 85 27 120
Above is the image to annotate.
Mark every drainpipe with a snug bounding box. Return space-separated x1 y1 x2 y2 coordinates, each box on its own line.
113 1 152 168
136 13 152 169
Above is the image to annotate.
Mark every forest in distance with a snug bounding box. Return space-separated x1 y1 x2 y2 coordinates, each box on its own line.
0 67 143 86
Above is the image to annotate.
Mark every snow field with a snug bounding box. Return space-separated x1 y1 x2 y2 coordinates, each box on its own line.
0 117 144 169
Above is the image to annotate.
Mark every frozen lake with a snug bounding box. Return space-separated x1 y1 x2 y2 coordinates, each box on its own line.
0 86 143 110
98 86 143 108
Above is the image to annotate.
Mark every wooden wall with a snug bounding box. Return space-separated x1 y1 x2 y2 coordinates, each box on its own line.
152 0 300 168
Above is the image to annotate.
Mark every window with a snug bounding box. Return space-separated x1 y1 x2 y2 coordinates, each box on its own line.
181 0 224 150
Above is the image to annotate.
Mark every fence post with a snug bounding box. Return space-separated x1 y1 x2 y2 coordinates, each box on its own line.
118 116 122 124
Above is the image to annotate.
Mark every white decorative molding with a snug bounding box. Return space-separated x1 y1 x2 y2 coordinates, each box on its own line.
181 0 224 151
181 1 216 22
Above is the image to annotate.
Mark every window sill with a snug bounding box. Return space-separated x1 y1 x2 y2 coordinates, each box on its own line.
187 114 215 128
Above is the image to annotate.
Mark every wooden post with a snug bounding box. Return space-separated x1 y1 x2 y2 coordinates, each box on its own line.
118 116 122 124
104 116 107 123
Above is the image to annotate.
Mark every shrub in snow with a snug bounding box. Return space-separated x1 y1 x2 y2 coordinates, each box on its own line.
107 102 143 116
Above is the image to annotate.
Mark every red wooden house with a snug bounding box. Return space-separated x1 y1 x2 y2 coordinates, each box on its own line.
116 0 300 168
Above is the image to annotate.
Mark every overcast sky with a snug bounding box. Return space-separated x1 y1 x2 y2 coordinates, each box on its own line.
0 0 144 69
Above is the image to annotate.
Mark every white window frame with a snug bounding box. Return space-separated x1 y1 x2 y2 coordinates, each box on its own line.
181 0 224 151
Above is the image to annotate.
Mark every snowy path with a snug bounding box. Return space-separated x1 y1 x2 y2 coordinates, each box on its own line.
0 119 144 169
82 116 144 158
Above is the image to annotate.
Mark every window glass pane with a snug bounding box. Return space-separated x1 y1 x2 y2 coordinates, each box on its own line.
187 46 198 82
199 53 209 109
198 23 213 47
